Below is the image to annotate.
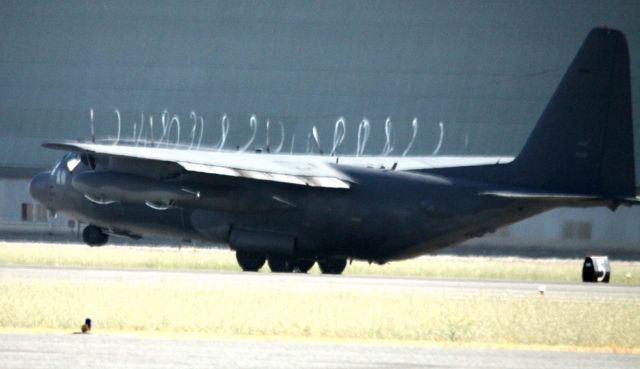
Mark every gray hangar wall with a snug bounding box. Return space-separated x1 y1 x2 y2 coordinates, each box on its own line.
0 0 639 249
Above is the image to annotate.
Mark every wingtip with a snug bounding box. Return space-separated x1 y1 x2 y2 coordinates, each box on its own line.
41 140 88 152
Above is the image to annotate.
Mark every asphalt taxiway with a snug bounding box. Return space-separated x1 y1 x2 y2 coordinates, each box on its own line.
1 264 638 300
0 333 638 369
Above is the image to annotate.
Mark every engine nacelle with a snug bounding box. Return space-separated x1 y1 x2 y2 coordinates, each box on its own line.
72 171 199 206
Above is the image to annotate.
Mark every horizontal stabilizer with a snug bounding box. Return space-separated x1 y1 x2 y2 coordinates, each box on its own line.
479 191 601 202
480 191 640 207
622 196 640 205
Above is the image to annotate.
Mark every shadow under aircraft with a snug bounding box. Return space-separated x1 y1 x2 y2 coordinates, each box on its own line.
31 28 638 275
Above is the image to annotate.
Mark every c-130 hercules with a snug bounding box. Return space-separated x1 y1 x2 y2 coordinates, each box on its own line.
30 28 637 275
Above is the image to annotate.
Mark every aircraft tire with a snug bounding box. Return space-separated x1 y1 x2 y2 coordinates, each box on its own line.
318 258 347 275
295 258 315 273
268 255 295 273
82 225 108 246
235 251 266 272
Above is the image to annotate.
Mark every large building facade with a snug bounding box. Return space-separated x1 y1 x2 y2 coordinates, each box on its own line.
1 1 639 253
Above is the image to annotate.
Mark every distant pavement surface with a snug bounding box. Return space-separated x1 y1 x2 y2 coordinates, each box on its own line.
1 265 638 300
1 333 639 369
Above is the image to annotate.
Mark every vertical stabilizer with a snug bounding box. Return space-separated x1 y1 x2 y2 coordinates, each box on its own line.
512 28 635 197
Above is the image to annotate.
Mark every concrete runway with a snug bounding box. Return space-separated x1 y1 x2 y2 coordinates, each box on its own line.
1 265 638 300
1 333 638 369
1 265 638 368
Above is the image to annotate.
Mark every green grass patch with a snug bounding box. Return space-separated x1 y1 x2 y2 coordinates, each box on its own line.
1 242 639 284
0 276 638 351
2 242 639 350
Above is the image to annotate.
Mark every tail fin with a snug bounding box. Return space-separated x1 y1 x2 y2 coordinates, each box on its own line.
510 28 635 197
424 28 635 199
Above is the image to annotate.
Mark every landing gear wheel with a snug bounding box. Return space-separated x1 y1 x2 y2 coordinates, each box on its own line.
295 259 315 273
582 256 610 283
268 255 295 273
318 258 347 275
82 225 108 246
236 251 266 272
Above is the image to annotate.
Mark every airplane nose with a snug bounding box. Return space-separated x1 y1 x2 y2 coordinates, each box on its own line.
29 172 51 205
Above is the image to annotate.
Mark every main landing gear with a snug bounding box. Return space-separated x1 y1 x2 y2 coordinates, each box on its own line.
82 225 109 246
582 256 610 283
235 251 347 275
235 251 266 272
317 258 347 274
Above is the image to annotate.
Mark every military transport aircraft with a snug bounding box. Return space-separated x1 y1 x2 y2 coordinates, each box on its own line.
30 28 637 274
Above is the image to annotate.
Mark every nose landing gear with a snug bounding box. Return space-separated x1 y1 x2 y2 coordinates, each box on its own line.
82 225 109 246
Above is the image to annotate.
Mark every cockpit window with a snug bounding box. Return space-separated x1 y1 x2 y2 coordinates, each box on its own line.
66 155 81 172
51 158 66 185
50 159 62 176
50 153 81 185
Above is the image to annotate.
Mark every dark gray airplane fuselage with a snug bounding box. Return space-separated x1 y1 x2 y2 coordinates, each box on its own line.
31 158 551 262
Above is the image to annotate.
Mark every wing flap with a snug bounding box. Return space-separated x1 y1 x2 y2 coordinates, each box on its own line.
179 162 350 188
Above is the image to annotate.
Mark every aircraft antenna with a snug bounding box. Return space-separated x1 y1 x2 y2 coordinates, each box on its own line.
197 115 205 150
312 126 323 155
356 118 370 156
188 111 197 149
150 115 155 147
159 110 169 145
402 118 419 156
113 109 121 146
265 120 270 153
330 117 346 156
432 121 444 155
136 112 145 146
381 117 394 156
168 115 180 148
90 108 95 143
218 114 229 150
239 115 257 152
274 122 285 153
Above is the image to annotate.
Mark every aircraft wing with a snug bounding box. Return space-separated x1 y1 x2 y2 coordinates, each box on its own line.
43 140 514 190
43 141 353 189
